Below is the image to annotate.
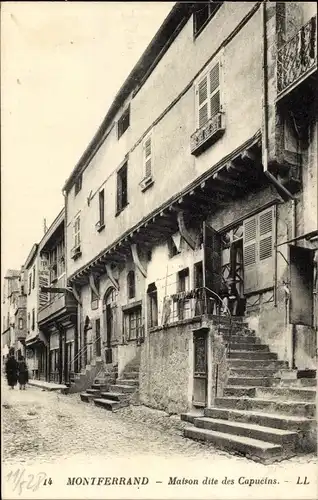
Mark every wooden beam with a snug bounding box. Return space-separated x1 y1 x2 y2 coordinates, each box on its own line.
105 263 119 290
131 243 147 278
176 209 196 250
71 285 82 306
203 181 232 195
89 274 100 299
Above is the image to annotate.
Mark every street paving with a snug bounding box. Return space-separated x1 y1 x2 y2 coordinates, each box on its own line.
2 380 317 468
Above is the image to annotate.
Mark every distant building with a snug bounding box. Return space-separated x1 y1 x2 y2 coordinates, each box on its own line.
2 269 21 358
37 208 77 385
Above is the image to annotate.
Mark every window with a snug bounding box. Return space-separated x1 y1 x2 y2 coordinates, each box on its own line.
178 268 190 292
97 189 105 229
127 270 136 299
28 274 32 295
56 240 65 277
197 61 221 129
243 207 275 293
95 318 101 357
74 174 82 196
194 261 203 289
143 135 152 179
27 312 30 332
116 162 128 213
117 106 130 139
31 309 35 330
91 275 100 310
168 236 181 258
124 306 142 341
19 318 23 329
74 216 81 249
193 2 222 37
147 283 158 328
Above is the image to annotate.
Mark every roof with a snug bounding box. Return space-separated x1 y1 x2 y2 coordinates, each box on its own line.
4 269 20 279
62 2 195 193
38 207 65 252
24 244 39 270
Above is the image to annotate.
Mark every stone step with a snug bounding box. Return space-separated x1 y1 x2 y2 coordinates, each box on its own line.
86 388 100 395
184 427 288 464
204 407 313 432
91 383 107 390
193 417 298 446
181 411 204 424
230 368 279 377
93 398 129 411
123 365 140 373
94 378 107 385
215 397 316 418
116 379 139 386
227 377 278 387
224 386 256 397
274 378 317 388
100 391 130 402
121 371 139 379
229 359 287 369
80 392 95 403
228 351 277 360
110 384 136 394
223 335 259 344
256 386 316 402
229 344 269 352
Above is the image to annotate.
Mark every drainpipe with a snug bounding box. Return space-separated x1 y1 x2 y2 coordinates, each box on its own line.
262 2 297 369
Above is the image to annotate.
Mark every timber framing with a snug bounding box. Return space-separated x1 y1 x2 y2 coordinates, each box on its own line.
68 132 266 285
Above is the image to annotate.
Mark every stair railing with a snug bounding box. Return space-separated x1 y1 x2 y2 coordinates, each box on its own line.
202 286 233 357
68 334 103 373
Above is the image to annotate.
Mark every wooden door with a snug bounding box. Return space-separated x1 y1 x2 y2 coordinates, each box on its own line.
193 329 208 407
289 245 314 326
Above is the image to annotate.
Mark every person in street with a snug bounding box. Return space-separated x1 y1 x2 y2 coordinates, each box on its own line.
17 355 29 390
5 349 18 389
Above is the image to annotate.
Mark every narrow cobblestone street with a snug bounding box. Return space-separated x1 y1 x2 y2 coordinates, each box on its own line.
2 381 317 500
2 380 317 467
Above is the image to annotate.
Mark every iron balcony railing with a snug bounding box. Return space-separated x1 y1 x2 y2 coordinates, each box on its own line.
277 15 317 95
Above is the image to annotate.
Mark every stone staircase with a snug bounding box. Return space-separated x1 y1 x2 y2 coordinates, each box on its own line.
80 357 140 411
181 319 317 464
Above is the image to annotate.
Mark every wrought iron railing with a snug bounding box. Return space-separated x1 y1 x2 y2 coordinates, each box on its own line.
277 15 317 95
162 286 233 355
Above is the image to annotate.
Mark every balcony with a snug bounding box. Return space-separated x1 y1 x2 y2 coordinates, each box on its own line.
277 15 317 99
15 295 26 311
38 275 76 326
161 287 225 326
190 113 225 156
16 329 27 342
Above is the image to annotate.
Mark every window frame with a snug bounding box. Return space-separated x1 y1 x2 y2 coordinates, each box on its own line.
193 2 223 39
74 174 82 196
116 161 128 215
123 305 142 342
31 308 35 331
117 105 130 139
97 188 105 231
91 275 100 310
195 55 223 130
127 270 136 300
74 216 81 249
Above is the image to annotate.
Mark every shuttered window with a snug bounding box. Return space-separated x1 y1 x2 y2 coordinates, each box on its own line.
74 216 81 248
197 62 220 129
143 136 152 179
243 207 275 293
116 162 128 213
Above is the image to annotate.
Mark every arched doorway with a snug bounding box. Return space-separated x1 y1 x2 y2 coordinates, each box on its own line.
103 287 118 364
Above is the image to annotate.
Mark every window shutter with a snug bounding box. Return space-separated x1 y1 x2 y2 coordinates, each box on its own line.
144 137 152 178
198 75 208 128
243 216 258 293
258 207 274 290
209 63 220 118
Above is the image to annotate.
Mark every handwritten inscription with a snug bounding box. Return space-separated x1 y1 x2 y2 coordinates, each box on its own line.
6 468 52 495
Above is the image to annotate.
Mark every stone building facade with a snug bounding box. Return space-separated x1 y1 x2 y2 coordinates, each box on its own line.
62 0 317 413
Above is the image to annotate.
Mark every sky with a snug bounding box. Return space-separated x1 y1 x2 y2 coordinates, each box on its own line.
1 1 173 281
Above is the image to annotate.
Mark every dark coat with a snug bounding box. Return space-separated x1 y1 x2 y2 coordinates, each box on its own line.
18 360 29 385
5 356 18 387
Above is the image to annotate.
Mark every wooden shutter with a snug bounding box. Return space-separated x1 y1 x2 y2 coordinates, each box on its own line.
209 63 220 119
203 222 222 295
144 137 152 178
258 207 274 290
243 215 258 293
39 272 49 307
198 75 208 128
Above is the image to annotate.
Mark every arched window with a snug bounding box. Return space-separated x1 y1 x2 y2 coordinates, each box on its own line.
127 270 135 299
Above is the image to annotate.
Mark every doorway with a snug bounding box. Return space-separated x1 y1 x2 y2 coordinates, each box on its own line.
103 287 117 364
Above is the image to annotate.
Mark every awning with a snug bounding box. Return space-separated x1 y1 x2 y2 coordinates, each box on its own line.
276 229 318 248
25 330 47 346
